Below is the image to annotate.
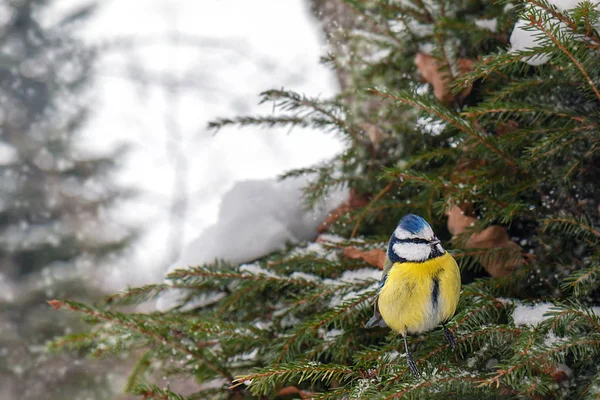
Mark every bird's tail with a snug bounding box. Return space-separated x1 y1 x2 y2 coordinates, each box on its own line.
365 315 380 328
365 307 388 328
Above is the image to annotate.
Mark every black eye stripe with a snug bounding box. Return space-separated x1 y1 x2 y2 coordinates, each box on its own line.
397 238 431 244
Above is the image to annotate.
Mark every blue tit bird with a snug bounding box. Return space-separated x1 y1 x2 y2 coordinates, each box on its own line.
365 214 461 378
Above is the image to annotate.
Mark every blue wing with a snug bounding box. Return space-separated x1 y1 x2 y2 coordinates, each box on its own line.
365 257 392 329
378 271 388 292
378 256 393 292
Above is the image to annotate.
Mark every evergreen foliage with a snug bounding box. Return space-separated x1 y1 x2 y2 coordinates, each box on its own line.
53 0 600 398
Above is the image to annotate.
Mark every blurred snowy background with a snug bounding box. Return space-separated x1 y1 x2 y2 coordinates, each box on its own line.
57 0 343 289
0 0 342 398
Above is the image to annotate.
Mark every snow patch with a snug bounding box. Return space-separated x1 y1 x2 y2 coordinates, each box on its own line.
513 303 600 326
324 268 381 286
291 241 338 261
328 284 379 308
323 328 343 341
229 348 259 364
386 350 401 361
324 267 381 307
240 263 278 278
169 176 347 272
289 271 319 282
509 19 551 66
279 313 300 328
353 378 376 398
512 303 554 326
417 116 446 136
317 234 345 243
475 18 497 33
544 331 564 346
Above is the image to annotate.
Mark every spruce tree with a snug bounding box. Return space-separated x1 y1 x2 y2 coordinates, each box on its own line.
1 1 133 398
52 1 600 398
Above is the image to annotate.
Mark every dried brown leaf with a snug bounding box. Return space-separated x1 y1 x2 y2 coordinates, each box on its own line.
415 53 474 104
343 247 386 270
360 122 389 151
446 205 524 277
278 386 315 398
496 120 519 136
446 204 477 236
47 300 63 310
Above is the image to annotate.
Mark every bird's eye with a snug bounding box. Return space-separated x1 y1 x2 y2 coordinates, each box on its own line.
402 238 429 244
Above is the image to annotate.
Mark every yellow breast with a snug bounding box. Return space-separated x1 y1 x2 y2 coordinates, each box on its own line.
378 252 461 335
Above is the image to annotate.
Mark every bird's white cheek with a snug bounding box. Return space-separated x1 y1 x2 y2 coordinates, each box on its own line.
392 242 431 261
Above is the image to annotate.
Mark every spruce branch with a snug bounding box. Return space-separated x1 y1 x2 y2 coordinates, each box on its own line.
388 325 523 384
47 300 234 382
260 89 361 142
542 216 600 242
274 288 377 364
545 306 600 334
455 290 509 331
104 284 172 306
207 115 310 130
367 88 518 168
481 337 600 389
527 11 600 101
167 265 321 287
454 51 533 90
527 0 600 48
580 370 600 399
386 375 482 399
561 257 600 297
130 383 186 400
47 331 102 353
401 147 456 170
461 103 587 123
489 78 553 102
231 362 354 395
125 350 153 393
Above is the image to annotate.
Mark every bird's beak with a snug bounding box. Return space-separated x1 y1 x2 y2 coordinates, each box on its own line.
431 239 441 245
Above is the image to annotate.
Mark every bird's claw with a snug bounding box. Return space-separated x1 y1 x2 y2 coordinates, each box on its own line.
406 352 420 379
443 325 456 350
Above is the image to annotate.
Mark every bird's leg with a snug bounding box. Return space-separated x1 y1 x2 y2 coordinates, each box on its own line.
403 334 420 378
442 323 456 350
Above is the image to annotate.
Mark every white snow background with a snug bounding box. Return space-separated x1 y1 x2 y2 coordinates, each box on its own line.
44 1 345 290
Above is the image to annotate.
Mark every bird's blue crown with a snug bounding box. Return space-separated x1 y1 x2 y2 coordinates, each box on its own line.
397 214 430 234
